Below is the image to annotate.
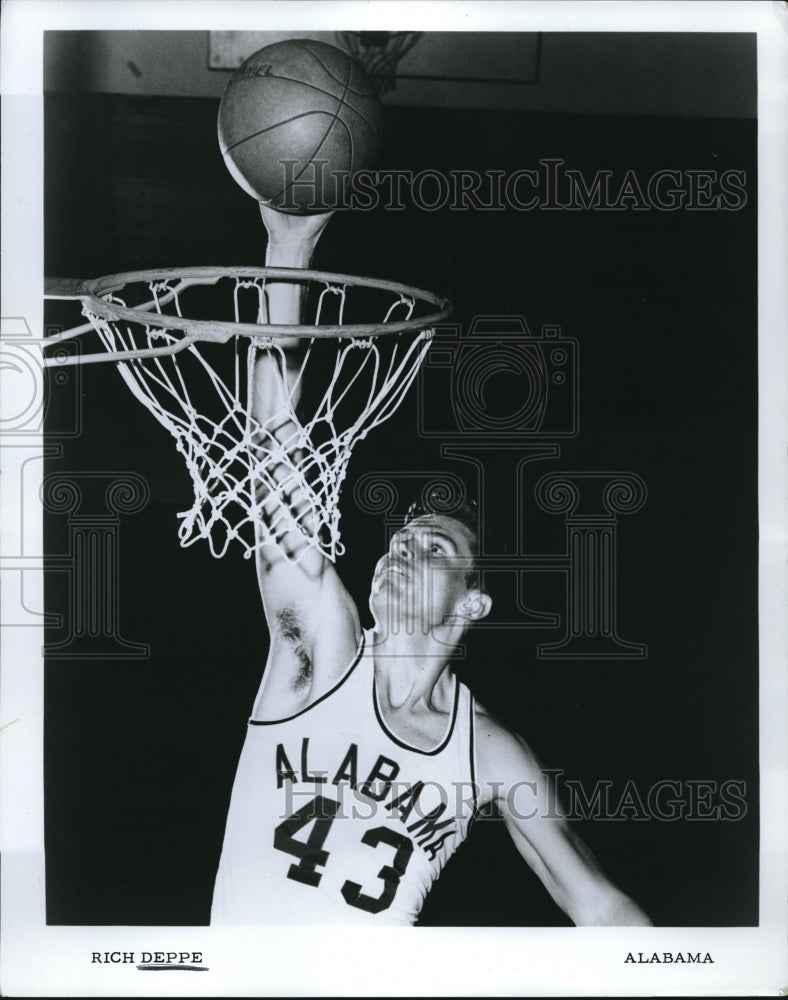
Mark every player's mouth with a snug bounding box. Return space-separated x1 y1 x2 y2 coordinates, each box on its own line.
371 558 408 598
376 558 407 579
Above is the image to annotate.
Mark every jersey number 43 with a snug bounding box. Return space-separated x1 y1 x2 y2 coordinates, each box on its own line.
274 794 414 915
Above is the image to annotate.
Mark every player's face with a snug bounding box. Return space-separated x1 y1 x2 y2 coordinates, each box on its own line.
370 514 477 630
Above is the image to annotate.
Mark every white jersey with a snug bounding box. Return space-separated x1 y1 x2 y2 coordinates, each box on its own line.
211 631 478 925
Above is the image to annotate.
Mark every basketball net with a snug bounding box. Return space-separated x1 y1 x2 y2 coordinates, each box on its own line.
337 32 423 94
67 270 437 562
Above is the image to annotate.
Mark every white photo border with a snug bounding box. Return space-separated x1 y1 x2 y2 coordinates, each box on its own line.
1 1 786 996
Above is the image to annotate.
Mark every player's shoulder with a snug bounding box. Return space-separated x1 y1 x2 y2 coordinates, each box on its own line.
473 700 542 777
472 699 514 742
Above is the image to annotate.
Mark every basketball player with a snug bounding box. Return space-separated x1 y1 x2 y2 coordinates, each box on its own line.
210 206 651 926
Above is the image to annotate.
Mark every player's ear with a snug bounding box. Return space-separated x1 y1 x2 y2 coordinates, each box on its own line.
457 589 492 622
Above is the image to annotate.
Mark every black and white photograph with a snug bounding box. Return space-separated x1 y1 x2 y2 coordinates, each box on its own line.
1 2 786 996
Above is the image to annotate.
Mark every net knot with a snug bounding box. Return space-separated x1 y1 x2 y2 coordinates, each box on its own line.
147 326 174 342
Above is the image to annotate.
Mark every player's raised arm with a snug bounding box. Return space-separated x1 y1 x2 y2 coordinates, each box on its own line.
475 712 652 926
248 204 361 715
213 44 440 719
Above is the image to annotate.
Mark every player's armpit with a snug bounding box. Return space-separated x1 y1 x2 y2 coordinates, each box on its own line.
252 607 362 721
251 546 361 718
475 716 652 927
250 626 316 720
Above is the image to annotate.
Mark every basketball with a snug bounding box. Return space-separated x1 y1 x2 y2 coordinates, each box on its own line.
218 39 383 213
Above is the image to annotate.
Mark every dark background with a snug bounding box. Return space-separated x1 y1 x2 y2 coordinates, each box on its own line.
43 32 758 927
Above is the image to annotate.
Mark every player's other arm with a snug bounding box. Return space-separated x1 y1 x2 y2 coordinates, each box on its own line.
476 714 652 926
249 206 361 715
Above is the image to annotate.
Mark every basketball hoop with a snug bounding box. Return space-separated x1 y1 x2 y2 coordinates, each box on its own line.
44 266 450 563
